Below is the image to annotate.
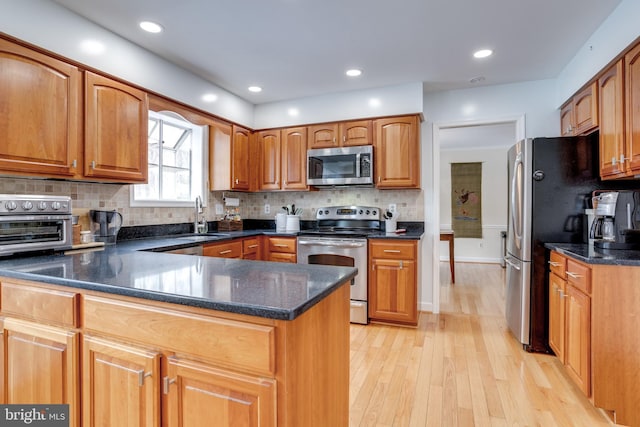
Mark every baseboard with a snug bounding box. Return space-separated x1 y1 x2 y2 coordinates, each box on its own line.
418 302 433 312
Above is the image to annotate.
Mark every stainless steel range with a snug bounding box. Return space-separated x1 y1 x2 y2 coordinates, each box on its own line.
0 194 73 257
297 206 381 324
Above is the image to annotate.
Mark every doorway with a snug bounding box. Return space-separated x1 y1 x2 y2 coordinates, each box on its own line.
430 117 524 313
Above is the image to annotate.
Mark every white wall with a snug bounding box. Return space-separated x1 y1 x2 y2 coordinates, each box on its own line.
439 147 509 263
556 0 640 105
253 82 424 129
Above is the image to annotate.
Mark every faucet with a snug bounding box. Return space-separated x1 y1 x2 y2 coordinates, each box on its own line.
194 196 206 233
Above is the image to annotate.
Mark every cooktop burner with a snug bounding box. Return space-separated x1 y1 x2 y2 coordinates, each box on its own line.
305 205 382 237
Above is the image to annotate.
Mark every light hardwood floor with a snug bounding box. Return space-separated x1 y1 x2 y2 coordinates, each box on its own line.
349 262 615 427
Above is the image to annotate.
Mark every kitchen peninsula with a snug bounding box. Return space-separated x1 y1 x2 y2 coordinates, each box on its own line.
0 244 355 427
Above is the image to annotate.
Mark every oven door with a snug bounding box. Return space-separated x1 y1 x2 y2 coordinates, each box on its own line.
0 215 73 256
297 237 368 324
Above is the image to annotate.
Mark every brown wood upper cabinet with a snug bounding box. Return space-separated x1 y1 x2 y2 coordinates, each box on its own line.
0 38 81 178
373 115 421 188
84 71 148 182
0 38 149 183
307 120 372 149
560 82 598 136
231 125 253 190
259 127 307 191
598 41 640 179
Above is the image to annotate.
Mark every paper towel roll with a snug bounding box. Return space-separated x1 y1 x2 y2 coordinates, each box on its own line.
225 197 240 207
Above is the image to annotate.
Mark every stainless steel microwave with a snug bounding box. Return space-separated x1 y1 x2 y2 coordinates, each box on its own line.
307 145 373 186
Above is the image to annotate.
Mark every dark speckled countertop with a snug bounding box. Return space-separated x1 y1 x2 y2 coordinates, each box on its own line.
0 238 357 320
545 243 640 266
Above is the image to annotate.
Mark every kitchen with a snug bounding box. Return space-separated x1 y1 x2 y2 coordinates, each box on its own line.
1 0 640 426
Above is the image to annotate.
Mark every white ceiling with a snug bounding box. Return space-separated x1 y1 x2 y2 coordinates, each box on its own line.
52 0 621 105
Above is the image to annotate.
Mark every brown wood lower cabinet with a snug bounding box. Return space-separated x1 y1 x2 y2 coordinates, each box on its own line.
266 237 297 263
0 276 349 427
368 239 418 326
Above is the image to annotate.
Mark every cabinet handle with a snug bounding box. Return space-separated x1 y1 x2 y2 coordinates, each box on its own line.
566 271 582 279
620 154 627 163
612 156 617 165
235 178 239 184
248 244 259 249
548 261 561 267
138 370 152 387
274 244 288 248
71 159 77 168
90 160 96 169
219 249 232 255
399 260 404 270
343 135 346 142
163 377 176 394
383 249 401 253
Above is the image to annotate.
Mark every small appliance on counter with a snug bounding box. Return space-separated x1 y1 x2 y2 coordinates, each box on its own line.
591 190 640 250
89 210 123 245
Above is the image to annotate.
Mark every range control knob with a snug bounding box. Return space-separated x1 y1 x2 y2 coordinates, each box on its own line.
372 210 377 216
21 201 33 211
366 210 370 215
324 210 329 215
5 201 17 211
359 209 363 214
37 201 48 210
51 201 61 210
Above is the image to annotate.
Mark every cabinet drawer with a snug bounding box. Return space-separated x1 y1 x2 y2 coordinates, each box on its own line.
83 295 275 376
369 240 416 260
203 240 242 258
243 237 261 256
566 259 591 294
268 252 297 263
1 281 79 327
268 237 296 253
549 251 567 277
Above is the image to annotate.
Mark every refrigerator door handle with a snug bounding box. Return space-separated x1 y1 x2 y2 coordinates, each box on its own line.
510 152 524 250
504 255 521 270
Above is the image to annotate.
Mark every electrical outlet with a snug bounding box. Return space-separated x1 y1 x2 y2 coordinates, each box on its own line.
264 204 270 214
215 204 223 215
388 203 397 213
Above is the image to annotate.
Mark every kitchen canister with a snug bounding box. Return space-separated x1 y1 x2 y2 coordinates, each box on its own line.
285 215 300 232
275 213 287 233
385 218 397 233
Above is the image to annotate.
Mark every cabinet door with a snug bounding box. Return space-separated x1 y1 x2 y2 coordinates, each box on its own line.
0 39 81 178
340 120 372 146
564 285 591 397
369 258 417 325
209 121 233 191
548 272 566 362
83 335 160 427
374 115 420 188
258 130 281 190
84 71 148 182
281 127 308 190
3 318 80 427
598 60 626 178
232 126 252 190
164 356 276 427
573 82 598 135
308 123 339 149
625 42 640 173
560 102 574 136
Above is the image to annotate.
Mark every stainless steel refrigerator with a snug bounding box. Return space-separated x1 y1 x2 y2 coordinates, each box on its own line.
505 135 604 352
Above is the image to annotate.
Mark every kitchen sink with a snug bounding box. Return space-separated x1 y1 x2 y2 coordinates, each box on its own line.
174 233 231 243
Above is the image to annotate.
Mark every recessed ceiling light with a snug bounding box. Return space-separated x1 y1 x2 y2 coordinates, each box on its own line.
288 108 299 117
248 86 262 93
346 69 362 77
473 49 493 59
202 93 218 102
139 21 163 33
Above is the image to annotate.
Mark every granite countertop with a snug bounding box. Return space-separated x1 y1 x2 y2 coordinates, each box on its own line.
545 243 640 266
0 243 357 321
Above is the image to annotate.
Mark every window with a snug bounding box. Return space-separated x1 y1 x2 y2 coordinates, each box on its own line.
132 111 207 207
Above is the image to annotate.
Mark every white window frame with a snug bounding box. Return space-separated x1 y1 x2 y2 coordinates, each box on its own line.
131 110 208 208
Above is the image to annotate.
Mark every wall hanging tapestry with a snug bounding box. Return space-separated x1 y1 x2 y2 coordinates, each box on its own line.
451 162 482 238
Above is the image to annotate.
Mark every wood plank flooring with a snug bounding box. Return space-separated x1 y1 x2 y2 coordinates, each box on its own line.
349 262 615 426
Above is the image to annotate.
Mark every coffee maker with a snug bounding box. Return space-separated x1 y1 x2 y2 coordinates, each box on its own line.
591 191 640 250
90 210 123 245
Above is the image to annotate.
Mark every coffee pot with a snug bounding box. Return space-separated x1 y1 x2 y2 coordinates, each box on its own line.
89 209 123 245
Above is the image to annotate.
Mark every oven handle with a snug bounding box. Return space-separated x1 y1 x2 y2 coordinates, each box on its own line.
298 239 366 248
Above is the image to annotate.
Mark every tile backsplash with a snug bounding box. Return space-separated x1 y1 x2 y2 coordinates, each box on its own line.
0 177 424 226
